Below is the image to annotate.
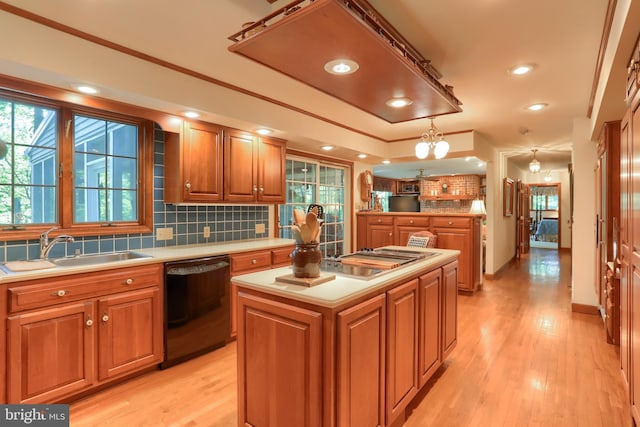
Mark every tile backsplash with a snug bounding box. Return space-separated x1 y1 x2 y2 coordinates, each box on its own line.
0 125 270 263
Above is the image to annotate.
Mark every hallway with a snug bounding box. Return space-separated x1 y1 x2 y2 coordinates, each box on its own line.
70 248 631 426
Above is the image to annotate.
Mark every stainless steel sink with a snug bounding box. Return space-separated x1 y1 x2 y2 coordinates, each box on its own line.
52 251 151 267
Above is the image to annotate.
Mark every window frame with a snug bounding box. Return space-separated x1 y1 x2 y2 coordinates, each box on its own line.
0 87 154 241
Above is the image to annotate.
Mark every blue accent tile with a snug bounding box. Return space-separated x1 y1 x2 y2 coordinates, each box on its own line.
177 223 187 234
99 238 114 253
6 245 27 261
166 212 177 224
177 235 187 246
188 223 197 234
128 236 141 250
115 238 128 251
142 236 154 248
84 240 99 255
187 234 197 245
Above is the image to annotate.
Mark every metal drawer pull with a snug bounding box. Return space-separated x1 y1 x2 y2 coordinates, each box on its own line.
124 278 134 285
251 259 257 264
185 180 191 191
51 290 68 297
102 313 109 323
448 221 453 225
410 220 414 224
378 219 382 223
86 317 93 327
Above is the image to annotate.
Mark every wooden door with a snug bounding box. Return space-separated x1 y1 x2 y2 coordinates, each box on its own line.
516 181 530 258
257 136 286 202
630 92 640 423
621 110 631 393
386 279 419 425
98 288 163 381
7 301 95 403
442 261 458 358
224 129 257 202
237 292 322 427
337 294 386 427
182 121 224 202
418 269 442 387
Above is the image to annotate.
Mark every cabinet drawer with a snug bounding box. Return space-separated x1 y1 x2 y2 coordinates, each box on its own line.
231 251 272 274
8 264 163 313
367 216 394 225
394 216 430 227
431 217 471 228
272 246 294 267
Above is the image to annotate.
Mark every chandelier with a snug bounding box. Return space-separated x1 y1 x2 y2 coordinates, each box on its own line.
529 149 541 173
415 118 450 160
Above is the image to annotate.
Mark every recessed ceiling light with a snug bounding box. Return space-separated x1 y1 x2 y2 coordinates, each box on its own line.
256 128 271 135
509 64 535 75
76 85 98 94
321 145 334 151
381 160 391 164
324 59 359 75
385 97 413 108
184 111 200 119
526 103 548 111
357 153 367 159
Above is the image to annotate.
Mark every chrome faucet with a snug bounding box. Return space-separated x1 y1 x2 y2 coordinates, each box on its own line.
40 227 75 259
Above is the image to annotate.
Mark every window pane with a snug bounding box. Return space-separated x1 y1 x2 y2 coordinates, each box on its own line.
547 195 559 210
0 97 58 226
73 114 139 224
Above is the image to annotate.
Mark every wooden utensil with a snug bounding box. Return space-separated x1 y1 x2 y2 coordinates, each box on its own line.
305 211 319 243
293 209 306 226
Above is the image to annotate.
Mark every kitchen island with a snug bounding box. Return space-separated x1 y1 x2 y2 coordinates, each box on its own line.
232 247 459 427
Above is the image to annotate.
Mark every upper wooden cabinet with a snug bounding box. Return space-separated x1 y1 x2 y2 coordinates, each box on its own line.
165 121 224 203
224 129 286 203
165 123 286 204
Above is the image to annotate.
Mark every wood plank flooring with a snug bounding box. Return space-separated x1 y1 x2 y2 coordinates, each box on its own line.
69 248 631 426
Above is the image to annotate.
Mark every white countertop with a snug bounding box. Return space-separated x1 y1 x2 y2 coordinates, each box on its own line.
0 238 295 284
232 246 460 308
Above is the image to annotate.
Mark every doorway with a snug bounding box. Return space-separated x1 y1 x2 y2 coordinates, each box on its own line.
529 184 561 250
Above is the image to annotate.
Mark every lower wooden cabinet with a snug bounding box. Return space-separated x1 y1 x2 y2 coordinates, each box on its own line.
386 279 419 425
237 292 322 427
5 264 164 403
337 294 386 427
235 259 458 427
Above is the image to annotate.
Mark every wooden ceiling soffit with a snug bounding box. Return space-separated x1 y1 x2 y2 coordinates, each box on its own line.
228 0 463 123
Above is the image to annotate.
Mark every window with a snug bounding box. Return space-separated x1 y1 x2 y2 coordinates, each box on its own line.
530 185 558 211
279 157 349 257
0 89 153 239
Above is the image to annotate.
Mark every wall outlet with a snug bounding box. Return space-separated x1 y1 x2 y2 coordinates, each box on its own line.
156 227 173 241
203 226 211 238
255 223 265 234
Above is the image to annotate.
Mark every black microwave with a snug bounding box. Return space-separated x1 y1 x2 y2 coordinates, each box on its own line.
401 183 419 193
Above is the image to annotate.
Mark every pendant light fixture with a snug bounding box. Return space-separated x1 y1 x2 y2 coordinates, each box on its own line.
529 148 541 173
415 118 450 160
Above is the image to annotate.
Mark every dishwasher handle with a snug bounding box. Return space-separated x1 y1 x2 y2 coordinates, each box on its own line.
166 261 229 276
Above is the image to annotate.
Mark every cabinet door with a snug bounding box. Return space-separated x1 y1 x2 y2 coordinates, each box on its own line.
386 278 419 425
224 129 257 202
237 292 322 427
98 287 163 381
369 224 394 248
7 301 95 403
434 227 472 291
257 136 286 202
337 293 386 427
442 261 458 358
182 121 224 202
418 269 442 387
396 225 426 246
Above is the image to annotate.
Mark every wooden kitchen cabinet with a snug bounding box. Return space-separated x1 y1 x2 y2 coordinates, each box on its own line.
442 261 458 358
6 264 163 403
164 120 224 203
229 246 295 337
237 292 322 427
224 129 286 203
336 294 386 427
357 213 482 293
432 216 481 293
386 278 419 425
418 268 442 387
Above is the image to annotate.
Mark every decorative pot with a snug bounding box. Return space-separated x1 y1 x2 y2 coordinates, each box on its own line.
292 243 322 278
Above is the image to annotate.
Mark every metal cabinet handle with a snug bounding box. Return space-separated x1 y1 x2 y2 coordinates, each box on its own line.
51 290 68 297
124 278 134 285
86 317 93 327
388 232 393 236
378 219 382 223
448 221 453 225
185 181 191 191
102 313 109 323
251 259 257 264
259 186 264 193
253 185 258 194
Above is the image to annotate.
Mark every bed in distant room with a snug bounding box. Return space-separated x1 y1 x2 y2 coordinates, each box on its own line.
534 218 558 242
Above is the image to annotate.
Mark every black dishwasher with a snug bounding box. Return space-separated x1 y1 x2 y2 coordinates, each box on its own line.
161 255 230 369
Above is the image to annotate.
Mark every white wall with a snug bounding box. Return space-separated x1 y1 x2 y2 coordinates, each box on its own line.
571 118 598 306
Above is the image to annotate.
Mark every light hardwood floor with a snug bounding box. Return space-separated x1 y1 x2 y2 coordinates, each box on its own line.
70 248 631 426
